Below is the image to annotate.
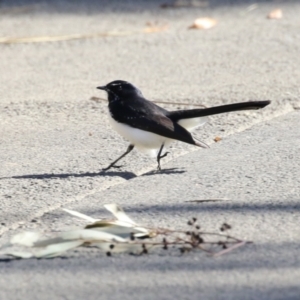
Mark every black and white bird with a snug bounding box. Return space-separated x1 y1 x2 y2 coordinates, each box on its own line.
97 80 270 171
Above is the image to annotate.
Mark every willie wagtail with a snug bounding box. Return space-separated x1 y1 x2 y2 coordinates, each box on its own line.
97 80 270 171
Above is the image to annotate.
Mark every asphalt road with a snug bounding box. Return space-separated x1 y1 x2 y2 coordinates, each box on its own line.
0 1 300 299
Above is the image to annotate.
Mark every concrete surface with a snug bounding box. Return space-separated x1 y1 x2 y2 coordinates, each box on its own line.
0 0 300 299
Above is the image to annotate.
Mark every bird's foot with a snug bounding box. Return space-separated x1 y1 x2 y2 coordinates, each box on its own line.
102 164 123 172
156 152 170 171
159 151 170 160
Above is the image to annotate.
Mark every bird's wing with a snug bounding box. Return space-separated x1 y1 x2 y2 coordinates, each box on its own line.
129 113 199 146
111 100 201 146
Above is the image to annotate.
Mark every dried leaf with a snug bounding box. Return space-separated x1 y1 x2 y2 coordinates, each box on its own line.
35 240 84 258
212 241 248 257
10 231 41 247
267 9 282 19
189 18 217 30
65 205 150 239
85 221 150 239
65 229 127 242
63 208 99 222
93 241 145 254
33 237 75 248
0 32 132 44
1 203 248 259
214 136 222 142
143 23 168 33
154 100 205 107
36 229 126 247
5 251 34 259
90 96 105 102
90 96 206 108
0 25 167 45
104 204 137 225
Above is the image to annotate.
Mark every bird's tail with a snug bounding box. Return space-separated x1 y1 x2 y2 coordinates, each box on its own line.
194 138 210 149
168 100 271 121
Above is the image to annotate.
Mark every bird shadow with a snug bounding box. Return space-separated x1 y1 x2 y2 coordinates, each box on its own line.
0 167 186 182
142 167 186 176
0 170 137 181
0 258 15 263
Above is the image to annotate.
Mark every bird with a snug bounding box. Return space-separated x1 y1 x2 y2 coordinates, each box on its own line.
97 80 270 171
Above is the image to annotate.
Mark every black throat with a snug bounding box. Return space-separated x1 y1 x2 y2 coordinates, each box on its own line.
107 91 120 104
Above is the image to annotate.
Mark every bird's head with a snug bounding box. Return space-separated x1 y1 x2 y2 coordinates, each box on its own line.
97 80 142 101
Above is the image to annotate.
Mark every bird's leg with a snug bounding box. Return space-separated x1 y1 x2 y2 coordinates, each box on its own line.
102 144 134 171
156 144 170 171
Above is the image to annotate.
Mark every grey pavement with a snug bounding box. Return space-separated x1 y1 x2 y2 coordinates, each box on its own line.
0 1 300 299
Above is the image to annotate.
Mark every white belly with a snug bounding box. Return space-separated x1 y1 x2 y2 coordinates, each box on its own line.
108 114 173 156
107 113 208 156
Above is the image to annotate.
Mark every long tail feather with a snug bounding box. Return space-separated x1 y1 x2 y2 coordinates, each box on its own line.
194 138 210 149
168 100 271 121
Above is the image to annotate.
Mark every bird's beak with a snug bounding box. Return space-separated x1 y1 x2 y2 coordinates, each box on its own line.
97 86 107 91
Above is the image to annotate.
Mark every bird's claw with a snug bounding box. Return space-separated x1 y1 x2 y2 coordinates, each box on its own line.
102 164 123 172
159 151 170 159
156 152 170 171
